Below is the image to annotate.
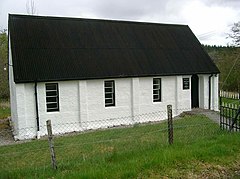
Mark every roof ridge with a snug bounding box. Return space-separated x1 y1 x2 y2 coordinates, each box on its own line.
9 14 188 27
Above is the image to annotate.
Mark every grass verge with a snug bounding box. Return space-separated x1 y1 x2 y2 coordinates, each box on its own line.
0 115 240 178
0 100 10 119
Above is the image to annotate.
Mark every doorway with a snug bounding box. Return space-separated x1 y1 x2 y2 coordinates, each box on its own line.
191 74 199 108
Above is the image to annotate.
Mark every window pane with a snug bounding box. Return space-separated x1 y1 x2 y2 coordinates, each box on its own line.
105 87 113 93
47 103 58 109
153 95 159 100
46 84 57 91
46 91 57 96
153 84 160 89
104 81 113 87
105 99 113 104
47 108 59 112
46 97 57 103
153 79 160 85
105 93 113 99
153 90 159 95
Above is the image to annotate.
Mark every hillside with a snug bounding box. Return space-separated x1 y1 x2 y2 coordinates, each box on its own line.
203 45 240 91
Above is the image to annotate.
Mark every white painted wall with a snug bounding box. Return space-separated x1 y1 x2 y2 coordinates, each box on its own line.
212 74 219 111
199 75 209 109
9 35 18 137
9 56 219 140
198 74 219 110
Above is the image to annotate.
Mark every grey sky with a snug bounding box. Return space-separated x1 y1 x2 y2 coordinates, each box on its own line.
1 0 239 45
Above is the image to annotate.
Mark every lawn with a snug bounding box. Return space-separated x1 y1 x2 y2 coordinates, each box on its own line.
221 97 240 105
0 115 240 178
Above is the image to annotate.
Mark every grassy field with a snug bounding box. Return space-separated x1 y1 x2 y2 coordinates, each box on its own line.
0 115 240 178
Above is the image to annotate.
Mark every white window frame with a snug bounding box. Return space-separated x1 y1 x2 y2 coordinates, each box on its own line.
104 80 115 107
45 83 59 112
153 78 161 102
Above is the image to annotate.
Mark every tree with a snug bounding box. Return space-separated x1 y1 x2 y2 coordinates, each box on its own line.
204 46 240 91
228 22 240 47
26 0 37 15
0 29 9 100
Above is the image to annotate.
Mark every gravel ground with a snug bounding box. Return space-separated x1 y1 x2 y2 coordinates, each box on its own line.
182 108 220 124
0 118 14 146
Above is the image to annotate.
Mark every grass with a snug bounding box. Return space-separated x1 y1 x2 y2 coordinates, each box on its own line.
0 115 240 178
221 97 240 105
220 97 240 121
0 100 10 119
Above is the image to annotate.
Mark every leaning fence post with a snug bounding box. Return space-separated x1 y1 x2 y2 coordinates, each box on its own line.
219 95 222 110
46 120 57 170
167 105 173 145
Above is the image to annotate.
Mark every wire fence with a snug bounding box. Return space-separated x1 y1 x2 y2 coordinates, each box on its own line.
0 105 228 172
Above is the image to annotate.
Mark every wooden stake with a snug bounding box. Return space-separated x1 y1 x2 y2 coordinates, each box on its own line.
46 120 57 170
167 105 173 145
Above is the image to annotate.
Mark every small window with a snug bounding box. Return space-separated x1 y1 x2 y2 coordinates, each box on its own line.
104 80 115 107
183 78 190 90
46 83 59 112
153 78 161 102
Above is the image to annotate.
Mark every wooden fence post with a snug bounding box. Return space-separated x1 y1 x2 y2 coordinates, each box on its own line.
167 105 173 145
46 120 57 170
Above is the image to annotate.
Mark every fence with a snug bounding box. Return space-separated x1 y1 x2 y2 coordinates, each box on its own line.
0 106 218 143
220 90 240 100
0 105 224 174
220 101 240 131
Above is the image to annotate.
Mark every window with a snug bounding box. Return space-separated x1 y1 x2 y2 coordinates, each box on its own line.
45 83 59 112
104 80 115 107
153 78 161 102
183 78 190 90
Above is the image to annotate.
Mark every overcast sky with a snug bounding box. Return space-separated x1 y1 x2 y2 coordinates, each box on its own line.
1 0 239 46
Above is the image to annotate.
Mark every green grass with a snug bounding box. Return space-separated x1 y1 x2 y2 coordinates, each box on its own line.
0 115 240 178
220 97 240 120
221 97 240 105
0 100 10 119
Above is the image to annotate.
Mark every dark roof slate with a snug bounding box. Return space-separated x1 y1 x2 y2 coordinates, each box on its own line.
9 14 219 83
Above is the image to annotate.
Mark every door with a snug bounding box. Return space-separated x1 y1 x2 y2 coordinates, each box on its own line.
191 74 199 108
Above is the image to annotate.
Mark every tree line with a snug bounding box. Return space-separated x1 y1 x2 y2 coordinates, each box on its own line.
203 45 240 91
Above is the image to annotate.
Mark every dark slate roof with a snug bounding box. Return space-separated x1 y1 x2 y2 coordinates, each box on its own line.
9 14 219 83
